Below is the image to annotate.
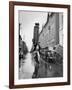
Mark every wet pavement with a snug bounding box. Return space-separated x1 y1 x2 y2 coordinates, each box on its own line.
37 58 63 78
19 52 63 79
19 53 35 79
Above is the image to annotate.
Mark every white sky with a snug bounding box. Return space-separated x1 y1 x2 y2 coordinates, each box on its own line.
19 11 48 51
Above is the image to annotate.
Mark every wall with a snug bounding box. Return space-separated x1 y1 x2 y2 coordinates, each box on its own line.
39 13 59 48
59 13 63 46
0 0 72 90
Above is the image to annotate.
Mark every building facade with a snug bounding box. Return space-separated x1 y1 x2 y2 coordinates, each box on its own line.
59 13 63 46
39 12 63 49
33 23 39 45
37 13 63 78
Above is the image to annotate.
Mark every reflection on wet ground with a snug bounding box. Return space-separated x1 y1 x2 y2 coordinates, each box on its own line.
19 52 63 79
19 53 35 79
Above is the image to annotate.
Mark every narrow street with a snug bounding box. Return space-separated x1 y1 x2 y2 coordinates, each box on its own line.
19 53 35 79
19 51 63 79
19 12 63 79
